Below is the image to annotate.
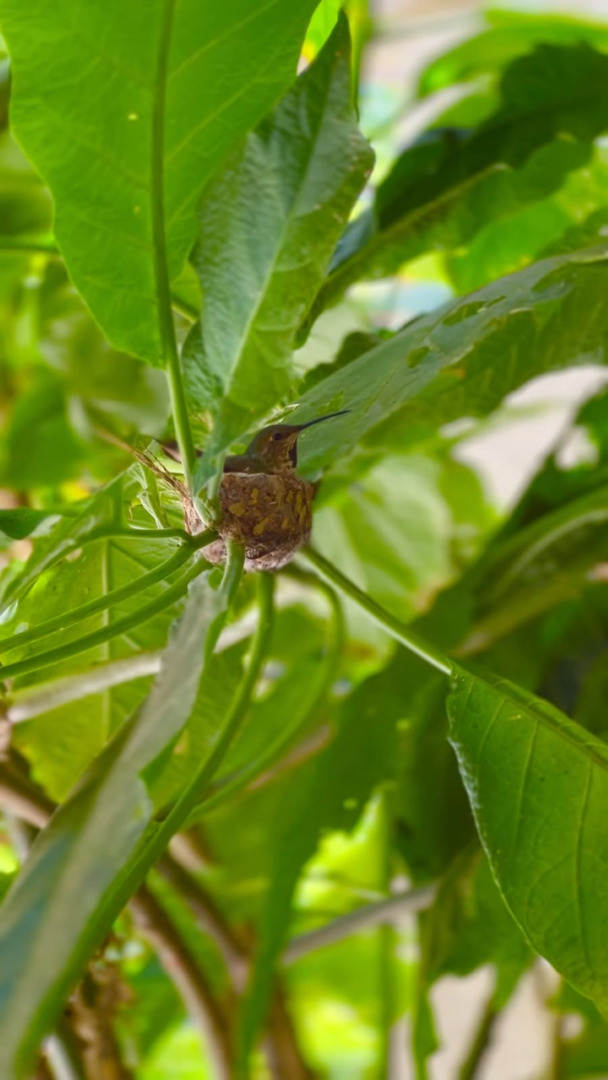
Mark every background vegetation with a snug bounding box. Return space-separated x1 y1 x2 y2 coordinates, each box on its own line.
1 0 608 1076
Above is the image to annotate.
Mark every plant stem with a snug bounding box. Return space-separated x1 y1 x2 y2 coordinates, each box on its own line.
282 886 435 966
130 884 232 1080
458 988 498 1080
150 0 197 491
301 547 453 676
156 571 273 835
171 291 199 322
0 553 213 683
156 854 249 990
0 545 193 655
195 575 343 816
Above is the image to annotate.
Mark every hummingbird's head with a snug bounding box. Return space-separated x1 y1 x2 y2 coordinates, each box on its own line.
244 411 349 473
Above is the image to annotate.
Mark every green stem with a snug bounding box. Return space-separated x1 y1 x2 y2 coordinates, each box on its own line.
458 988 498 1080
157 571 273 832
196 572 343 815
0 545 195 656
114 526 190 541
0 550 214 684
301 547 452 676
150 0 197 491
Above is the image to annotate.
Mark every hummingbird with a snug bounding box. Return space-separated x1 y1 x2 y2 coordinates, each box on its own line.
202 409 349 571
222 410 349 475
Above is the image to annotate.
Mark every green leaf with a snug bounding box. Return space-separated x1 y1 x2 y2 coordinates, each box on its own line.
294 244 608 476
0 573 223 1079
0 475 124 614
418 13 608 97
459 483 608 653
0 507 63 540
0 0 319 361
312 44 608 314
444 148 608 293
189 15 373 484
448 666 608 1014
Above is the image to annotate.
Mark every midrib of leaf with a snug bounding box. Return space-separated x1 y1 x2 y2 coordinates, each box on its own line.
152 0 196 484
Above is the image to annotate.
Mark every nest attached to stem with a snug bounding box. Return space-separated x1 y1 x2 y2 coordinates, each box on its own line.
184 471 314 572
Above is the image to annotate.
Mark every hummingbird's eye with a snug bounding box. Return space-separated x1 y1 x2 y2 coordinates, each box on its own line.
272 431 284 441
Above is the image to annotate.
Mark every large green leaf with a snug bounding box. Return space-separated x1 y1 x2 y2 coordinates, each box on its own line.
189 15 373 484
448 667 608 1014
459 484 608 653
0 0 319 360
0 573 224 1079
311 44 608 315
293 244 608 476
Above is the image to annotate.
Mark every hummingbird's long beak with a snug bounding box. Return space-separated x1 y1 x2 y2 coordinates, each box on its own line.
295 410 350 432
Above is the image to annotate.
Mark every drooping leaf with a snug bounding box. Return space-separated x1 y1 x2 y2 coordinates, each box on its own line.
0 0 319 360
457 483 608 654
392 671 475 883
311 44 608 316
448 666 608 1014
190 15 373 486
0 573 224 1079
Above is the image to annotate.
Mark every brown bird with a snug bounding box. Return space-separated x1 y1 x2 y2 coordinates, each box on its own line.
202 411 349 571
223 411 349 475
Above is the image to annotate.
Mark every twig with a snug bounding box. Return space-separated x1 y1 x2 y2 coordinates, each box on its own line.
264 988 317 1080
156 853 314 1078
0 754 56 828
130 885 232 1080
156 854 249 991
282 886 436 966
458 988 498 1080
39 1024 88 1080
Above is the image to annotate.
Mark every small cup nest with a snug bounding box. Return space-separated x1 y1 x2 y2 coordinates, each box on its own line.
185 471 314 571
